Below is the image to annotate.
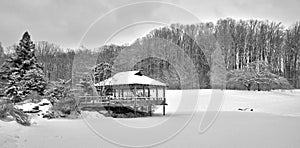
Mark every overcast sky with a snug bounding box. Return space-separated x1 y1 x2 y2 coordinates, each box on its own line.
0 0 299 49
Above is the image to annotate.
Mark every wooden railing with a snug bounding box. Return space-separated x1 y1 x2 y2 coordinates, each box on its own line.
78 96 166 107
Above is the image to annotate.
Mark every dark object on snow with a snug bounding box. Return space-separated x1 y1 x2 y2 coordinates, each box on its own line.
82 106 150 118
42 111 58 119
238 108 249 111
32 106 39 110
39 103 49 106
238 108 254 112
42 111 70 119
42 114 53 119
23 110 40 113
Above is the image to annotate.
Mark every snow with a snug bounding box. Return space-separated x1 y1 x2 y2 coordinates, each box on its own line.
154 89 300 117
1 89 300 148
15 99 52 116
15 103 37 112
95 71 167 86
80 111 105 119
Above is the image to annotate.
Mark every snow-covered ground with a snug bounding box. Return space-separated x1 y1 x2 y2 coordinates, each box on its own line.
155 89 300 116
1 89 300 148
15 99 52 115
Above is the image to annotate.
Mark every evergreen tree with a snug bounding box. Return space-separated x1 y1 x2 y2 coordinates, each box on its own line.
0 42 4 57
0 32 47 103
45 79 72 105
93 62 112 96
94 62 112 83
44 79 79 117
0 42 5 70
76 73 94 96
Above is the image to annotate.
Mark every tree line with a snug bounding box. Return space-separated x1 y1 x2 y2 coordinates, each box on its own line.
95 19 299 89
0 18 299 89
131 19 300 89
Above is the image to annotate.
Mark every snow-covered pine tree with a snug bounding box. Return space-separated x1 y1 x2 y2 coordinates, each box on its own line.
45 79 80 117
0 32 47 103
45 79 73 105
94 62 112 83
93 62 112 96
76 73 94 96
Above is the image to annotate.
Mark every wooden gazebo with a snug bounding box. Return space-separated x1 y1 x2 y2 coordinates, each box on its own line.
81 71 167 116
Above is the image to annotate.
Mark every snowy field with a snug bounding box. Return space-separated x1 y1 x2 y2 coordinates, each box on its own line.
1 89 300 148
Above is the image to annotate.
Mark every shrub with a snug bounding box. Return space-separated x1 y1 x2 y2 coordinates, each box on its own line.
0 101 10 119
45 79 72 105
226 61 293 91
45 78 80 118
51 97 80 118
10 107 31 126
0 97 31 125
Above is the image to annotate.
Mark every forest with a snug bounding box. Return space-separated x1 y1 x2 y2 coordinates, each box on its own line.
1 18 300 90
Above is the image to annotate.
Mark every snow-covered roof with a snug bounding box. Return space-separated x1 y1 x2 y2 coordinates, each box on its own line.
94 71 167 86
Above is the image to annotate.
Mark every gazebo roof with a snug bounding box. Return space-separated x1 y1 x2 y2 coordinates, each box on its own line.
94 71 167 87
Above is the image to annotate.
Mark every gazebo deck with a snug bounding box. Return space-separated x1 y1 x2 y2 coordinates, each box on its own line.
78 96 167 116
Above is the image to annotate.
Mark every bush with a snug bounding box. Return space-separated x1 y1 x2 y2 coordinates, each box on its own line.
0 101 10 119
0 98 31 125
11 108 31 126
45 79 72 105
226 81 246 90
226 66 293 91
45 79 80 119
271 77 293 89
51 97 80 118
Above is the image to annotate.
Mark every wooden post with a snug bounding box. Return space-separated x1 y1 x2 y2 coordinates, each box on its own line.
148 105 152 116
147 86 151 116
134 85 137 117
108 96 111 116
143 86 145 97
163 87 166 116
156 87 158 100
92 96 94 105
148 87 150 98
142 85 145 115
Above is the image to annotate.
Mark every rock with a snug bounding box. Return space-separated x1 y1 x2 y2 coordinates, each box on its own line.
32 106 39 110
42 112 56 119
23 110 40 113
39 103 50 106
